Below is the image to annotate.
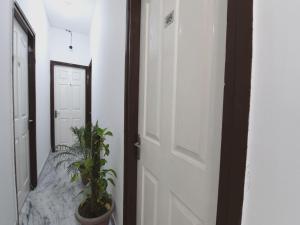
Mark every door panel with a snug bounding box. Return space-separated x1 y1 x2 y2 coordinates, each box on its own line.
170 194 204 225
137 0 228 224
143 0 162 145
137 0 163 224
54 66 86 146
142 168 158 225
13 19 30 211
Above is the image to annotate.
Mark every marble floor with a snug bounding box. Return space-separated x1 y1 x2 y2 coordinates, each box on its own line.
19 153 112 225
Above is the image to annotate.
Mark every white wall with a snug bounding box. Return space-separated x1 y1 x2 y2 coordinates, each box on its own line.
242 0 300 224
49 27 91 66
90 0 127 224
16 0 51 176
0 1 18 224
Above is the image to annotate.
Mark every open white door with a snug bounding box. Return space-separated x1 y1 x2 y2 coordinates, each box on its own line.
54 65 86 146
137 0 228 224
13 19 30 210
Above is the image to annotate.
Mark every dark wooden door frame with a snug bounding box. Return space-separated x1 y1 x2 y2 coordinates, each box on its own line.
50 60 92 151
216 0 253 224
124 0 253 225
13 2 38 191
87 60 92 125
123 0 141 224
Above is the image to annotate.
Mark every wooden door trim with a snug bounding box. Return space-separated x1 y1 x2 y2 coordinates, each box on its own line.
124 0 253 224
216 0 253 224
13 2 37 190
50 60 92 151
86 60 92 125
123 0 141 224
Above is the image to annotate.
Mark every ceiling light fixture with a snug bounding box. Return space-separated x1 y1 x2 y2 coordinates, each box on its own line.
65 29 73 50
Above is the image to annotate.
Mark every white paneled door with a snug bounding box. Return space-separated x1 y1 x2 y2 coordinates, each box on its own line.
54 66 86 146
13 19 30 210
137 0 228 225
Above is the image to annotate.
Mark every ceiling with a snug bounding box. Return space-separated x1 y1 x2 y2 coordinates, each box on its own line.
43 0 96 34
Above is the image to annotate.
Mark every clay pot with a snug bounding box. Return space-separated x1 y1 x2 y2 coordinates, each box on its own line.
75 202 114 225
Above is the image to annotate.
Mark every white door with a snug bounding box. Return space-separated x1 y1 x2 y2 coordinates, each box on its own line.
137 0 228 224
54 66 86 146
13 19 30 210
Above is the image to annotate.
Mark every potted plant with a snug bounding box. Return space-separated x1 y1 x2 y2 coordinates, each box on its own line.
55 122 117 225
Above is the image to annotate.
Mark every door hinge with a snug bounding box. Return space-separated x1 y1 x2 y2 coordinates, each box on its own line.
54 110 58 118
28 119 34 130
134 134 141 160
28 46 34 53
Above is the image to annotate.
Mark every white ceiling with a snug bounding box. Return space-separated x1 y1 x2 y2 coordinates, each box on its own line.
43 0 96 34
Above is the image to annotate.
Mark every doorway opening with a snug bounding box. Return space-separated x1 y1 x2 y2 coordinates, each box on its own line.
123 0 253 225
13 2 37 211
50 60 92 151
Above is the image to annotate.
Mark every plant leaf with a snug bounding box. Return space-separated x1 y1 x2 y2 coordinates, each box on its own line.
108 178 115 186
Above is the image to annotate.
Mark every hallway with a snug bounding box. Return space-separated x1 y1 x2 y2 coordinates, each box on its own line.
9 0 125 224
3 0 300 225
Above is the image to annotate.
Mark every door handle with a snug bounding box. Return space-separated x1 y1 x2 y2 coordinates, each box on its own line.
134 142 141 149
134 134 141 160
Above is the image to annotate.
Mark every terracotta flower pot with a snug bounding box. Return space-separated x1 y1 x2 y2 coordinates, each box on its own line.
75 202 114 225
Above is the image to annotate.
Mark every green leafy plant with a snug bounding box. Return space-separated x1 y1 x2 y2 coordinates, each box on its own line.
54 122 117 218
54 126 92 184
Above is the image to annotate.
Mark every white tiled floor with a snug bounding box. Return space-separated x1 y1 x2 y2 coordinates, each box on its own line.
19 153 113 225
